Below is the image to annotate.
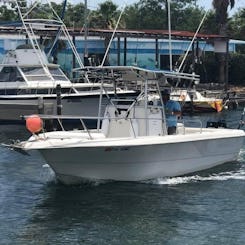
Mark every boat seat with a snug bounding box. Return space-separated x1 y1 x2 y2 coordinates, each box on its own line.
101 107 138 138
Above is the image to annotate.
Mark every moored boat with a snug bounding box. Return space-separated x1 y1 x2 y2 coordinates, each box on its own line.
170 89 223 113
0 1 136 123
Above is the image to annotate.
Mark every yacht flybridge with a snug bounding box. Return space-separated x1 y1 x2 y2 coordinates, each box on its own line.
7 66 245 185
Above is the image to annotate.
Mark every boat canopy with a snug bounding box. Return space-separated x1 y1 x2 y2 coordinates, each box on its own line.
77 65 200 84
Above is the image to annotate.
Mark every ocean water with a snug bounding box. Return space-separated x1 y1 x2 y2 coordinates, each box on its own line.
0 109 245 245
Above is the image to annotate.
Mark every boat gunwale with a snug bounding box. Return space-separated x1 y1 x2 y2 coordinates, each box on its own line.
19 128 245 150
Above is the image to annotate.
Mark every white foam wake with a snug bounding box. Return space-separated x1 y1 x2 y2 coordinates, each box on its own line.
148 169 245 185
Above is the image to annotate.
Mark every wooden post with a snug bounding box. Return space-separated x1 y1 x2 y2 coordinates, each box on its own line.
56 84 62 115
124 37 127 66
117 37 121 66
225 39 229 91
155 38 159 68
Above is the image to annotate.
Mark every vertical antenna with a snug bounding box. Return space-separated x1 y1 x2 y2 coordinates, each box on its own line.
167 0 172 71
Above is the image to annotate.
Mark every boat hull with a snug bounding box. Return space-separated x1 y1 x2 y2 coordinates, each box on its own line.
0 92 136 123
38 134 244 184
182 101 223 113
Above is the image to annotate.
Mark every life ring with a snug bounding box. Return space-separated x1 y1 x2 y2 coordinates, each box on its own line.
179 94 186 101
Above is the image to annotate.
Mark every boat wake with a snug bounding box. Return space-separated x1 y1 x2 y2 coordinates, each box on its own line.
145 146 245 186
238 146 245 161
147 168 245 186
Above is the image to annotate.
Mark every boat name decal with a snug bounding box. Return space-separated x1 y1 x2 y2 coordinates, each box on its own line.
104 147 129 152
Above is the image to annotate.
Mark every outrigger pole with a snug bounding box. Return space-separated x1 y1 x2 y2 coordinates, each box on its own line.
100 4 126 67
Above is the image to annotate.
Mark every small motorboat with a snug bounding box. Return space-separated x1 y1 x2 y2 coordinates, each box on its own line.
6 66 245 185
170 89 223 113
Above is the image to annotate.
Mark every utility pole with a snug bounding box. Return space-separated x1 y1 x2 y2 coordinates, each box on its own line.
84 0 89 65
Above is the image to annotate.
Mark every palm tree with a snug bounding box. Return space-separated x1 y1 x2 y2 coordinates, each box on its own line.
212 0 235 35
90 0 120 29
90 1 121 65
212 0 235 86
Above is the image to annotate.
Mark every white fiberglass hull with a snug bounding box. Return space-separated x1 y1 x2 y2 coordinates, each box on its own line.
23 129 245 184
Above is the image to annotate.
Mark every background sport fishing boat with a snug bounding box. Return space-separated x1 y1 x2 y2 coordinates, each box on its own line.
0 45 135 123
7 66 245 185
0 0 136 124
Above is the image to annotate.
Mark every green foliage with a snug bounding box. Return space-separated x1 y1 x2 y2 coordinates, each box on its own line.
169 0 203 31
123 0 202 31
171 6 204 31
203 53 220 83
123 4 141 29
0 0 244 35
200 11 218 34
229 53 245 85
0 3 18 21
229 8 245 41
90 1 120 29
127 0 166 29
199 52 245 85
64 3 86 28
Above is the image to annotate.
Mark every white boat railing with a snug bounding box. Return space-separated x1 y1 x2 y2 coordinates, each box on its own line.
22 112 204 140
178 118 203 134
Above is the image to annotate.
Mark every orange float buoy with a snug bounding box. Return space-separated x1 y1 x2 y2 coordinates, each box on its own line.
215 101 223 112
26 115 43 134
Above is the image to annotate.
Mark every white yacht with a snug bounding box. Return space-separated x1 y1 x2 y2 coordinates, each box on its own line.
0 0 135 123
0 45 135 123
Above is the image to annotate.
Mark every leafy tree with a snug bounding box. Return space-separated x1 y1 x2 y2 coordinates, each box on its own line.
229 53 245 84
0 2 18 21
171 5 204 31
88 1 121 65
124 0 204 31
127 0 166 30
169 0 204 31
229 8 245 40
123 4 140 29
90 0 120 29
201 11 218 34
63 2 86 28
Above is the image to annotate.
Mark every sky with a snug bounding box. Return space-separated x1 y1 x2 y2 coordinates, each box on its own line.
66 0 244 14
